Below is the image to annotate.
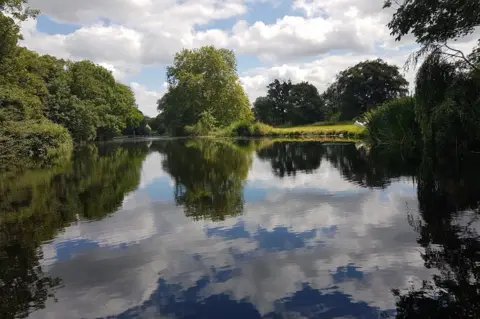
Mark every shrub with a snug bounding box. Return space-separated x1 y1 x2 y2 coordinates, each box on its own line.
365 97 420 152
233 121 254 136
0 120 73 171
185 111 217 136
222 121 274 137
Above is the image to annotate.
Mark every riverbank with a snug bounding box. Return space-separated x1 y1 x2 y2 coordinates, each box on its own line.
215 122 366 138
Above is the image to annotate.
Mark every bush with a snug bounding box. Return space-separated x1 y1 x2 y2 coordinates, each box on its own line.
222 121 274 137
365 97 420 152
233 121 254 136
184 111 217 136
0 120 73 171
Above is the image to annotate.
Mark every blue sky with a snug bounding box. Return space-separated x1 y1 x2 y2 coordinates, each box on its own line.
19 0 478 116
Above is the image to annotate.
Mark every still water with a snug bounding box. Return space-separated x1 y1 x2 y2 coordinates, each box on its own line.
1 138 479 319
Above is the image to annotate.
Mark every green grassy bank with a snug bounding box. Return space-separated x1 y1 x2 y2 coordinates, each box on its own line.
215 121 366 138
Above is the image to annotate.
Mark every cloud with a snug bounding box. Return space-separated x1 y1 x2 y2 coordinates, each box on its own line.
18 0 480 116
229 14 388 62
130 82 166 116
33 147 430 318
240 51 415 103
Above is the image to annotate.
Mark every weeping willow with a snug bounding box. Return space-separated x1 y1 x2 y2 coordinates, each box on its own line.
415 49 480 162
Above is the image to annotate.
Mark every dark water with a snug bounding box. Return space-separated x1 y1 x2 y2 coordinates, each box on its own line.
1 138 479 319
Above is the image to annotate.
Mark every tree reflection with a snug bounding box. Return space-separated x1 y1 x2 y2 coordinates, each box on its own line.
393 155 480 318
256 141 324 177
257 141 417 187
0 142 149 318
323 143 417 188
159 139 252 221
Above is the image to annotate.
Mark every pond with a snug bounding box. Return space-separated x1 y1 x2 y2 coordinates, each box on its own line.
1 138 479 319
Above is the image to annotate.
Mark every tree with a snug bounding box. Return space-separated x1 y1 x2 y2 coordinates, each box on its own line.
385 0 479 44
288 81 325 125
0 0 39 21
257 142 324 177
252 96 275 125
323 59 409 120
148 113 166 135
384 0 480 70
252 80 325 125
0 1 38 60
123 107 144 136
158 46 253 135
265 79 293 125
159 139 252 221
62 61 138 140
0 14 20 60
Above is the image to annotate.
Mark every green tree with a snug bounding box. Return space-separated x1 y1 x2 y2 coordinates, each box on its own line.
185 110 217 136
68 61 121 140
384 0 480 165
0 14 20 60
158 46 253 135
257 142 324 177
123 107 144 136
288 81 325 125
252 96 276 125
414 51 480 160
265 79 293 125
158 139 252 221
385 0 480 44
323 59 409 120
0 0 39 20
253 80 324 125
148 113 166 135
384 0 480 70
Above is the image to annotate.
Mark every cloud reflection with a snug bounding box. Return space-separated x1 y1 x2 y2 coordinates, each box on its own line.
30 142 429 319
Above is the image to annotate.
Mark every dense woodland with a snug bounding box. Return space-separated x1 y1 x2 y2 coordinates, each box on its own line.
0 0 154 171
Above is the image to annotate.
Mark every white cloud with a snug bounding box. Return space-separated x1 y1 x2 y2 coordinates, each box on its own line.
230 13 389 62
18 0 480 116
33 148 430 318
240 51 415 103
64 24 143 63
130 82 166 117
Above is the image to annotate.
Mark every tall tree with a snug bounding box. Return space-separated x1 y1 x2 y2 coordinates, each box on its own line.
158 46 253 135
252 96 276 125
253 80 325 125
67 61 137 140
0 0 38 60
265 79 293 125
323 59 409 120
288 81 325 125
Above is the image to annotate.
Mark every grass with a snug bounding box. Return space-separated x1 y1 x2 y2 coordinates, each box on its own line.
267 124 365 137
215 121 366 139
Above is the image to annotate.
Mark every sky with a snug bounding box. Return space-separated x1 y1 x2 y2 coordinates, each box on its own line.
18 0 480 117
34 150 432 318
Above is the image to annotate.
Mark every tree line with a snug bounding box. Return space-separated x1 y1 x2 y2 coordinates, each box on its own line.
253 59 409 126
365 0 480 163
0 1 153 171
157 47 411 134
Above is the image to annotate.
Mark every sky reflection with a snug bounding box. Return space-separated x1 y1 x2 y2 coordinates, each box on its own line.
31 141 427 319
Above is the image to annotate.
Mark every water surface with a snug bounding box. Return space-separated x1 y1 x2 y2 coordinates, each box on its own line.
1 138 479 318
